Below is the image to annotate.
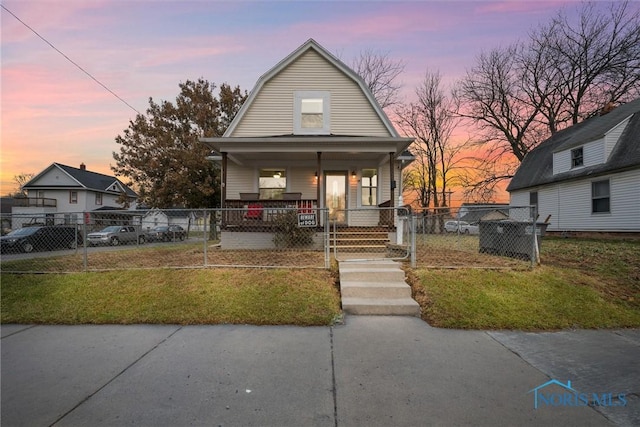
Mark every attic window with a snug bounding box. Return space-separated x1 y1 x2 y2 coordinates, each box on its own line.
294 91 330 134
301 99 323 128
571 147 584 168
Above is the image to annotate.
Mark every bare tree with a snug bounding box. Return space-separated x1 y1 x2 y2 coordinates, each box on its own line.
352 49 405 109
10 173 35 197
533 1 640 128
396 70 463 215
455 1 640 198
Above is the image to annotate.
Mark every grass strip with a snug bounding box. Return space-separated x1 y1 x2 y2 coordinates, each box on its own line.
411 266 640 330
1 269 341 326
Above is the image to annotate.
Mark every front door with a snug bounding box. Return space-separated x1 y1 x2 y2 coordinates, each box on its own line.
325 172 347 224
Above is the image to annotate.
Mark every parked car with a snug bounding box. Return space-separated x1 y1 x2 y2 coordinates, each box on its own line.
146 225 187 242
444 220 479 235
0 226 82 253
87 225 145 246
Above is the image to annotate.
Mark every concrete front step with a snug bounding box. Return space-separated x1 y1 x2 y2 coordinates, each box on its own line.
340 281 413 298
338 260 420 317
342 297 421 316
339 268 406 282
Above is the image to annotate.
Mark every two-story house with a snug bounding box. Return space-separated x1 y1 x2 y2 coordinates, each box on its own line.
201 39 414 249
12 163 137 229
507 98 640 233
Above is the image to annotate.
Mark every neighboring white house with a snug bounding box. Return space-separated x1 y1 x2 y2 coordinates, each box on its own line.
12 163 137 229
200 39 414 248
507 98 640 233
141 208 197 232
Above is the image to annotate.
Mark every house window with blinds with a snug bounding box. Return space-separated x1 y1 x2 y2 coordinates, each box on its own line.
592 179 610 213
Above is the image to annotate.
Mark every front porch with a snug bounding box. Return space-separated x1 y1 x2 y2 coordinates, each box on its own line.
221 199 396 229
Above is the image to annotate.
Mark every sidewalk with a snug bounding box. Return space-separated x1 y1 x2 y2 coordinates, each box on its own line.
1 318 638 426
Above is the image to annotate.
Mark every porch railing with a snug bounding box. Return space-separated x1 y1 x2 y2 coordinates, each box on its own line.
12 197 57 208
222 199 317 227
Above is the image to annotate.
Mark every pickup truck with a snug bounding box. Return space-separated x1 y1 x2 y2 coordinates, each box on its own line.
87 225 145 246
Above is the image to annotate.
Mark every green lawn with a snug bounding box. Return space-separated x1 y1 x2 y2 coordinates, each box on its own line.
1 269 341 326
410 237 640 330
2 236 638 329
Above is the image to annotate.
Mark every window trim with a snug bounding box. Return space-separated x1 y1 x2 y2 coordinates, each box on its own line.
571 147 584 168
591 179 610 214
95 193 103 205
69 191 78 204
294 91 330 135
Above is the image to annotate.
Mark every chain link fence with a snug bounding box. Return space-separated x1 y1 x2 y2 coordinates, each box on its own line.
1 205 547 273
412 205 547 269
1 209 330 273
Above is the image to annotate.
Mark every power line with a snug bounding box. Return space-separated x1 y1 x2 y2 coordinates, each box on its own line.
1 4 142 116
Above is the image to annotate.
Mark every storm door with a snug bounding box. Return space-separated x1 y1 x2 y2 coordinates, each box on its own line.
325 172 347 225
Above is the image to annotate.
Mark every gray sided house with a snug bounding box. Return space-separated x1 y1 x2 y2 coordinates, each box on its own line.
201 39 414 248
12 163 137 230
457 203 510 224
507 98 640 233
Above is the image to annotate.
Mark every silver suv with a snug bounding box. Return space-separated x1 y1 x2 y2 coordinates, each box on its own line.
87 226 145 246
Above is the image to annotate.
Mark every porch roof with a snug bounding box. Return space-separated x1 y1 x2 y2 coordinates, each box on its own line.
200 134 414 165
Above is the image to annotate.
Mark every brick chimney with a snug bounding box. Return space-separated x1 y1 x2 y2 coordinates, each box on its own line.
80 163 86 170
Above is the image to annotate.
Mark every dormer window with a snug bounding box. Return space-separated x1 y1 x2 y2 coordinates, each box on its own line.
294 91 330 134
571 147 584 168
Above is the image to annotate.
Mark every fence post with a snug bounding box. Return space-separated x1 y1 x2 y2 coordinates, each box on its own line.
82 212 88 272
411 214 416 268
531 205 537 268
324 209 330 269
203 210 208 267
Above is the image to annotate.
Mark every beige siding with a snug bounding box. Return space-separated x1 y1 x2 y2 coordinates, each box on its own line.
232 50 391 137
287 168 318 199
226 164 257 199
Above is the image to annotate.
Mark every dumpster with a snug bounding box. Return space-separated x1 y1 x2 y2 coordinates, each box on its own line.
479 220 549 261
478 221 502 255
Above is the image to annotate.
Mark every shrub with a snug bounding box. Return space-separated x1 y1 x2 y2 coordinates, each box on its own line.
272 211 315 248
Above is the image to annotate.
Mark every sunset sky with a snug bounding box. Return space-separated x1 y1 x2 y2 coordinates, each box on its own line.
2 0 629 199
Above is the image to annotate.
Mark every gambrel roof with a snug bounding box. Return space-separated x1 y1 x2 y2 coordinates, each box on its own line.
23 163 138 198
507 98 640 192
224 38 400 138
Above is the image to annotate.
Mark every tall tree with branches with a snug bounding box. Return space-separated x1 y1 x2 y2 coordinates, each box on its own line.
112 79 246 208
396 70 463 215
455 1 640 200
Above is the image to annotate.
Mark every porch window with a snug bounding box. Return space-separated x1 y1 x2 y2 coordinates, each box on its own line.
361 169 378 206
69 191 78 204
592 179 610 213
294 91 330 134
259 169 287 199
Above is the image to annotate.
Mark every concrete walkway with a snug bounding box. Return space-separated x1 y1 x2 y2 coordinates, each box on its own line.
339 260 420 316
2 318 638 426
